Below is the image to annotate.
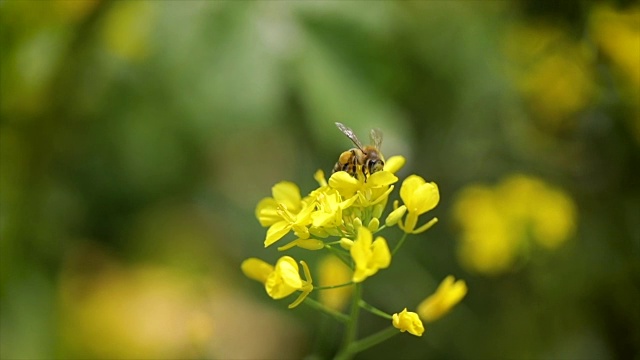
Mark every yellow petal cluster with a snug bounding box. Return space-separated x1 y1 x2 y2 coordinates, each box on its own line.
256 164 403 248
417 275 467 323
392 308 424 336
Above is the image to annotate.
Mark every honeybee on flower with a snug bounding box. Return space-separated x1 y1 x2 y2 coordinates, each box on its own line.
333 122 385 180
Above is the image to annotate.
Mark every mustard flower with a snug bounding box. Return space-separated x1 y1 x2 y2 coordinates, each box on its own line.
417 275 467 323
398 175 440 234
311 188 357 228
329 170 397 207
392 308 424 336
241 256 313 309
266 204 314 247
350 227 391 283
256 181 302 226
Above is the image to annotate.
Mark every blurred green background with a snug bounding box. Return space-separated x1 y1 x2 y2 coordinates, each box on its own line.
1 1 639 359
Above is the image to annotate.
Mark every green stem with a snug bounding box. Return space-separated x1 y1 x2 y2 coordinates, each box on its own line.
336 282 362 360
314 281 354 290
392 232 409 255
326 245 353 268
303 297 349 323
358 300 392 320
348 326 399 355
374 225 387 233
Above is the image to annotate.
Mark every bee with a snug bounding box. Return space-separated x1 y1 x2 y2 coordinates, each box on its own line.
332 122 385 180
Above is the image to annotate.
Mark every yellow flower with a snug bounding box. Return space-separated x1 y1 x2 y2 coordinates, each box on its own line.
417 275 467 323
350 227 391 283
262 203 314 247
242 256 313 309
311 188 357 228
255 181 315 247
398 175 440 234
329 170 397 207
318 255 353 311
256 181 303 226
392 308 424 336
265 256 305 299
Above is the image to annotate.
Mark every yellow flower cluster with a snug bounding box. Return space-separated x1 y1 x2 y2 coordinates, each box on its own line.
453 174 577 275
242 153 466 348
503 22 596 132
589 4 640 143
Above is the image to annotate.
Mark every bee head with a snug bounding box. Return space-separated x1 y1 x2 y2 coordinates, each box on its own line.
367 158 385 175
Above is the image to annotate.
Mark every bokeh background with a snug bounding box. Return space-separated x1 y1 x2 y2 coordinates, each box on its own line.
1 1 639 359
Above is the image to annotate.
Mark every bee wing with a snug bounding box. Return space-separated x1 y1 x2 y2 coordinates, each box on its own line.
335 122 364 150
370 128 383 150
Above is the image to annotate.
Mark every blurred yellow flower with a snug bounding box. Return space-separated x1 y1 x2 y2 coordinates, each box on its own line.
417 276 467 323
398 175 440 234
529 187 577 249
589 4 640 143
59 265 213 359
350 227 391 283
318 255 353 311
504 23 596 131
392 308 424 336
453 174 577 275
590 5 640 90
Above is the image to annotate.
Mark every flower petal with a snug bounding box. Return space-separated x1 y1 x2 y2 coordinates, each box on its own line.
241 258 274 283
413 182 440 214
371 237 391 269
272 181 302 211
264 221 291 247
384 155 406 174
400 175 426 206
